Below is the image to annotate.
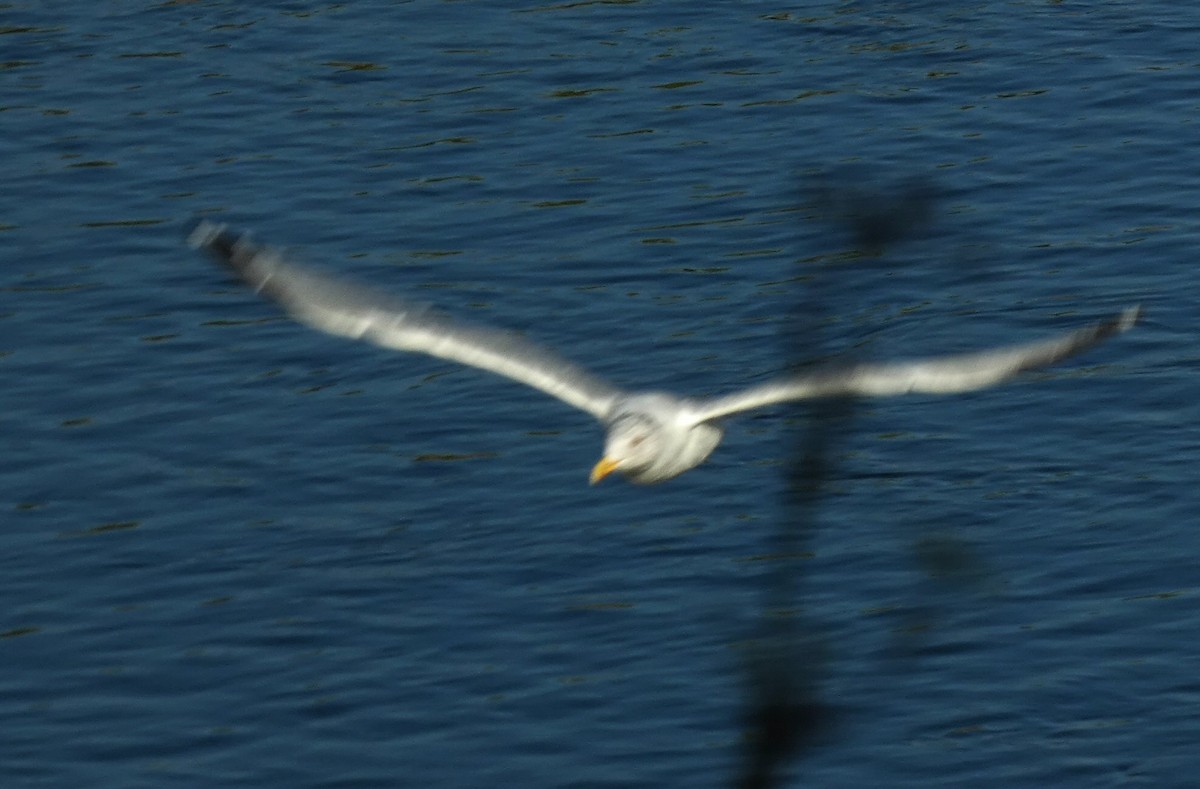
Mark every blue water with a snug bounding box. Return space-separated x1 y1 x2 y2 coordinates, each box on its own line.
2 2 1196 786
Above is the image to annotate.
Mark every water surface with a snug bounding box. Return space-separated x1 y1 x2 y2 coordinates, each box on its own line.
2 2 1196 787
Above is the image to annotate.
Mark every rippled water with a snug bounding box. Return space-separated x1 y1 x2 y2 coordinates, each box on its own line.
2 2 1197 787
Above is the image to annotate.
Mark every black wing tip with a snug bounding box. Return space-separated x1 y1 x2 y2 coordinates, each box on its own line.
1090 304 1142 344
186 219 272 279
186 218 235 257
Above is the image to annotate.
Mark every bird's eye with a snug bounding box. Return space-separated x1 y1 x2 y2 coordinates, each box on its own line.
631 436 644 447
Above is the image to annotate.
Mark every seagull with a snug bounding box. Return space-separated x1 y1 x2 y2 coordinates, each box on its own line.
189 221 1139 485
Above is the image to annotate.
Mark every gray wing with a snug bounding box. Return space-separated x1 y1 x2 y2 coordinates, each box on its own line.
189 221 622 420
689 306 1140 424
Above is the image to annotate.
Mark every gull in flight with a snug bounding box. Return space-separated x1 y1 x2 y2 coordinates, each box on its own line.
189 221 1139 484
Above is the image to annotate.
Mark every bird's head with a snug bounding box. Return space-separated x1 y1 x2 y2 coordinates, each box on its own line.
591 412 663 484
590 394 724 485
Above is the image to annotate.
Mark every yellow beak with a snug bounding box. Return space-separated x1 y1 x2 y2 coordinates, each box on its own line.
589 456 621 485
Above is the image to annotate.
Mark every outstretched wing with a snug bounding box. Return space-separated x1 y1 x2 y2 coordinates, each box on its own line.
190 222 622 420
689 306 1139 423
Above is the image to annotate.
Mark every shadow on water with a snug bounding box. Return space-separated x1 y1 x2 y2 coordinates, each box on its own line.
731 173 983 787
806 168 941 256
735 395 851 789
732 263 852 787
